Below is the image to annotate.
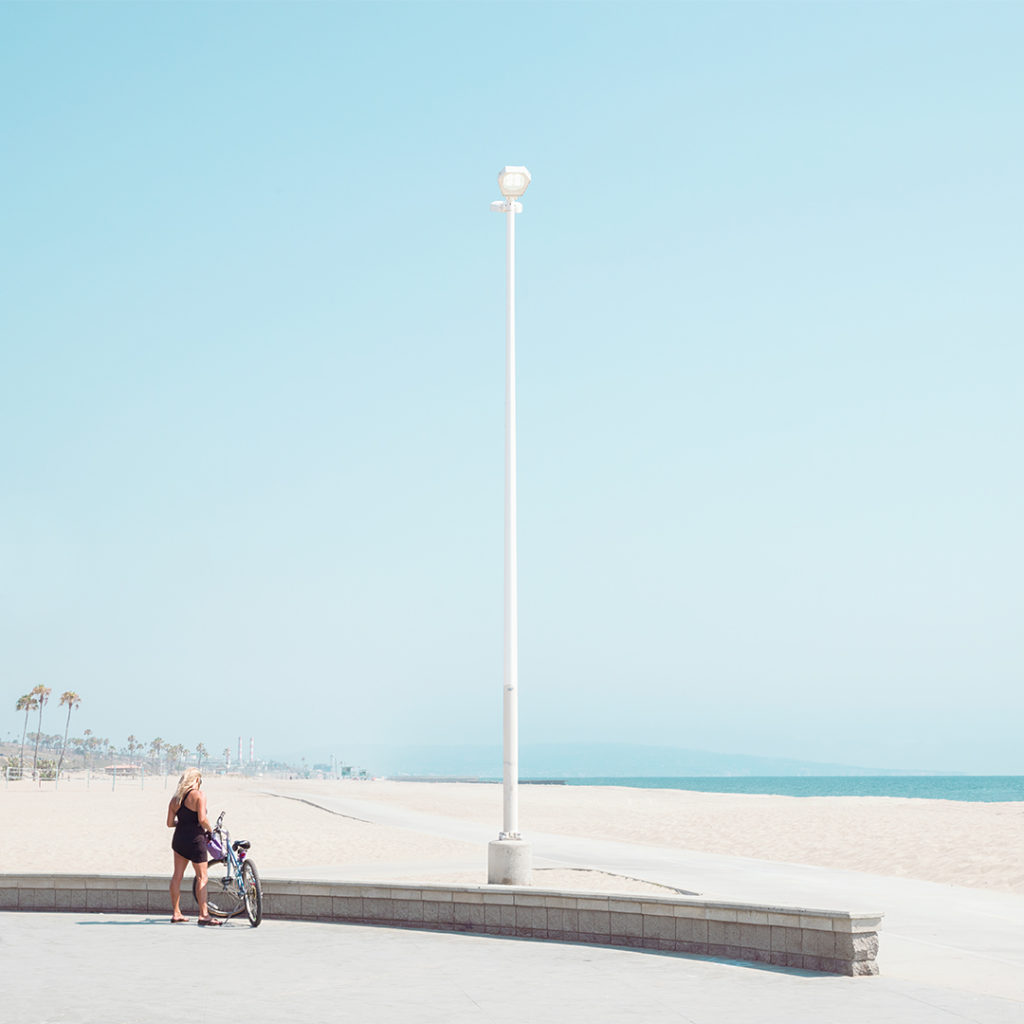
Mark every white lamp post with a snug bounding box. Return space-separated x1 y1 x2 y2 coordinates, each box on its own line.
487 165 533 886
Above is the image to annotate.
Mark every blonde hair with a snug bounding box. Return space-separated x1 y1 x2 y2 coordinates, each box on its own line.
174 767 202 805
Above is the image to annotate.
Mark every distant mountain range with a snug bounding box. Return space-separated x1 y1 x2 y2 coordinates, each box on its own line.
316 742 937 779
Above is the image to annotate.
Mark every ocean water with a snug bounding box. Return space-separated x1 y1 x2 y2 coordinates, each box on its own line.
562 776 1024 802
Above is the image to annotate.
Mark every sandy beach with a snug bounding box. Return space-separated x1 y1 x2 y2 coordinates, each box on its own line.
1 775 1021 895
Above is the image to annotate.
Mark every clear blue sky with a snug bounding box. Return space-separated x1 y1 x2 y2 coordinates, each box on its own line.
2 2 1021 773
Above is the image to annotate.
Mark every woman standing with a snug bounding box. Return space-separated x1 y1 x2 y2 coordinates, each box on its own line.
167 767 220 925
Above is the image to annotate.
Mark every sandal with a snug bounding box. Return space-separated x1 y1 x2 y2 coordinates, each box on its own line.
197 917 223 926
170 916 189 924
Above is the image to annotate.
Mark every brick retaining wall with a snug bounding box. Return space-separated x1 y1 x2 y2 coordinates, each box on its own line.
0 874 882 976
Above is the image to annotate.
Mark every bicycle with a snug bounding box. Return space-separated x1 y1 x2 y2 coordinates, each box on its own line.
192 810 263 926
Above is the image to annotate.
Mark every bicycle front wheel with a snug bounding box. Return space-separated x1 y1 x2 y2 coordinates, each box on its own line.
242 860 263 927
195 871 241 918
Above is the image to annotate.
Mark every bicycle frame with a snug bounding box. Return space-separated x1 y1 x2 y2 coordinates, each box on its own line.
206 811 251 913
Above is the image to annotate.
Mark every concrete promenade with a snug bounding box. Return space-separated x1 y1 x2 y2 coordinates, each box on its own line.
3 906 1021 1024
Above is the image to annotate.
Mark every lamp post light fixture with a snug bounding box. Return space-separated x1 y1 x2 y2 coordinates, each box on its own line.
487 166 533 887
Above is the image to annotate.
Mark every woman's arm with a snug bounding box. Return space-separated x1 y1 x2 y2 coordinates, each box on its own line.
196 789 212 833
166 798 179 828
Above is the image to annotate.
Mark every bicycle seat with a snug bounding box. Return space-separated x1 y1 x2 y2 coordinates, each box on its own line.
232 840 251 851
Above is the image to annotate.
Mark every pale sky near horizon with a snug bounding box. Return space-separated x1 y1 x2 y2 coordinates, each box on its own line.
2 2 1021 774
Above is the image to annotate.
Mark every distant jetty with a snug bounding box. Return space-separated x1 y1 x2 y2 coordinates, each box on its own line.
391 775 566 785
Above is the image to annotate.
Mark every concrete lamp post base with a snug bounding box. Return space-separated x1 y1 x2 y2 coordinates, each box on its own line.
487 838 532 886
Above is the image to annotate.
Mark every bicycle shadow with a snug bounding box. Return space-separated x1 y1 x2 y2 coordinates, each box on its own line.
77 917 170 926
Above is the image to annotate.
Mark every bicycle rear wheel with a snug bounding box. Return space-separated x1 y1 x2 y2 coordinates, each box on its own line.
242 860 263 927
194 871 241 918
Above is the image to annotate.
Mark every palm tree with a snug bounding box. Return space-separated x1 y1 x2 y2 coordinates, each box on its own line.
30 685 51 777
56 691 81 777
16 693 38 774
150 737 165 773
83 729 94 770
126 735 139 771
223 747 231 770
195 743 208 771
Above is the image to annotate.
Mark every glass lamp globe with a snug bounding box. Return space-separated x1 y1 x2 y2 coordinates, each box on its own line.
498 166 531 199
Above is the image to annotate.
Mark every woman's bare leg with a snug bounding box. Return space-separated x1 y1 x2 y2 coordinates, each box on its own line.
170 852 189 921
194 860 210 919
